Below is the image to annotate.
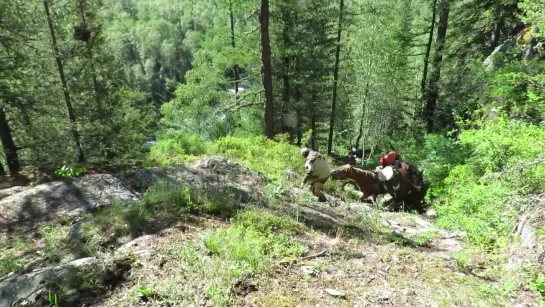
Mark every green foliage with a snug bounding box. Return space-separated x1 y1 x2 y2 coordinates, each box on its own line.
211 136 303 183
519 1 545 39
54 165 87 178
40 225 70 253
47 291 59 307
403 133 467 190
179 209 306 306
430 119 545 250
149 131 209 165
204 212 306 272
0 253 22 276
529 274 545 301
480 60 545 124
142 181 195 214
231 209 307 235
413 231 440 247
83 181 195 242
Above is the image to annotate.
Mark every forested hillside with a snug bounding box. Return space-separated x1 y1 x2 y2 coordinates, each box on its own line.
1 0 545 305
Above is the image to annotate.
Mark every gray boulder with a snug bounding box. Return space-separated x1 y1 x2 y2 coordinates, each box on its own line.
129 156 267 204
0 174 137 233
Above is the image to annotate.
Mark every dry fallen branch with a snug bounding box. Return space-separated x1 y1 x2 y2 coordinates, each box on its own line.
244 10 259 21
299 249 329 261
226 102 262 117
283 249 330 266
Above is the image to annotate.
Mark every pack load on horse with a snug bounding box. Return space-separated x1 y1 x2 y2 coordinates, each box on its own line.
375 151 425 208
300 148 331 202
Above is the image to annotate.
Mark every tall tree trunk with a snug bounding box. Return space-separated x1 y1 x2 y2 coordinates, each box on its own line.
0 108 20 176
327 0 345 155
77 0 101 113
355 81 370 148
295 86 302 146
280 11 292 138
259 0 275 139
310 94 317 150
490 0 503 51
44 0 85 163
421 0 437 95
229 0 239 94
424 0 450 133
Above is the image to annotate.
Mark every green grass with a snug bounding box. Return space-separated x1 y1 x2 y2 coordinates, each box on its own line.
413 231 441 247
0 253 23 276
402 120 545 252
140 209 307 306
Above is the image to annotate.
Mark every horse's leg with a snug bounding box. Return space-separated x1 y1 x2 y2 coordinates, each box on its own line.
342 180 355 191
358 191 371 202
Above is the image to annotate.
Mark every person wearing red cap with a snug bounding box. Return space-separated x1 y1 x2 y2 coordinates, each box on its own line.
379 151 400 167
378 150 423 192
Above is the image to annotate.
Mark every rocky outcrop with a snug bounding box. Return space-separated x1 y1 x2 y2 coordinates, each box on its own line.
483 26 544 71
0 174 137 233
129 156 267 204
0 257 97 307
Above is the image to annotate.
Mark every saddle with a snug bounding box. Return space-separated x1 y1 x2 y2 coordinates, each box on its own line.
374 165 401 197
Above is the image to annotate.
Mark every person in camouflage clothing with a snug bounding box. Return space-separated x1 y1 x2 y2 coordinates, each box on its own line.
300 148 330 202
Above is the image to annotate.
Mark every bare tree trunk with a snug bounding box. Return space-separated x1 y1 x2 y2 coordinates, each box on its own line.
355 81 370 148
281 11 291 137
295 86 302 146
424 0 450 133
44 0 85 163
77 0 101 113
327 0 345 155
259 0 275 139
490 0 503 51
0 108 20 175
421 0 437 95
229 0 240 94
311 94 317 150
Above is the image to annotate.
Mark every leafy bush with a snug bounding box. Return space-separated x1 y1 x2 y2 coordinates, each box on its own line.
482 60 545 124
204 210 306 272
211 136 303 183
54 165 87 178
148 131 209 165
431 118 545 250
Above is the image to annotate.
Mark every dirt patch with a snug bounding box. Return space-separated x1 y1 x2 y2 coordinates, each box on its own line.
90 215 226 306
240 241 519 307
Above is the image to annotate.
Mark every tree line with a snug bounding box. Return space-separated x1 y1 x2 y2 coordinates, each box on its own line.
0 0 543 176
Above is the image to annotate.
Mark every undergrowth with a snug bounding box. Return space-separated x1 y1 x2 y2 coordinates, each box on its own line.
136 209 307 306
402 118 545 252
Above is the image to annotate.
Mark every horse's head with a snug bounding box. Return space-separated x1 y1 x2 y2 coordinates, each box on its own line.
329 164 354 181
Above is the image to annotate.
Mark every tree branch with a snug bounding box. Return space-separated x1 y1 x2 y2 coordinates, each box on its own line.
226 102 262 117
245 10 259 21
481 158 545 180
239 27 259 41
221 89 264 117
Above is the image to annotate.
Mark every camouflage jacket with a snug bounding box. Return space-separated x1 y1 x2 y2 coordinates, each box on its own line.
302 151 330 185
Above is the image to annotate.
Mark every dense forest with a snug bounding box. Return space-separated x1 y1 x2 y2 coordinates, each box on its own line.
1 0 545 304
0 0 543 172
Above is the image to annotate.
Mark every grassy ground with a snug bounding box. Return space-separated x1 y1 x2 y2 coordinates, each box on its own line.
1 181 541 306
85 205 530 307
2 131 544 306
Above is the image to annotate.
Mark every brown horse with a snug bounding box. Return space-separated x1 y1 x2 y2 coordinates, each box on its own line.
329 165 383 202
330 164 425 212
